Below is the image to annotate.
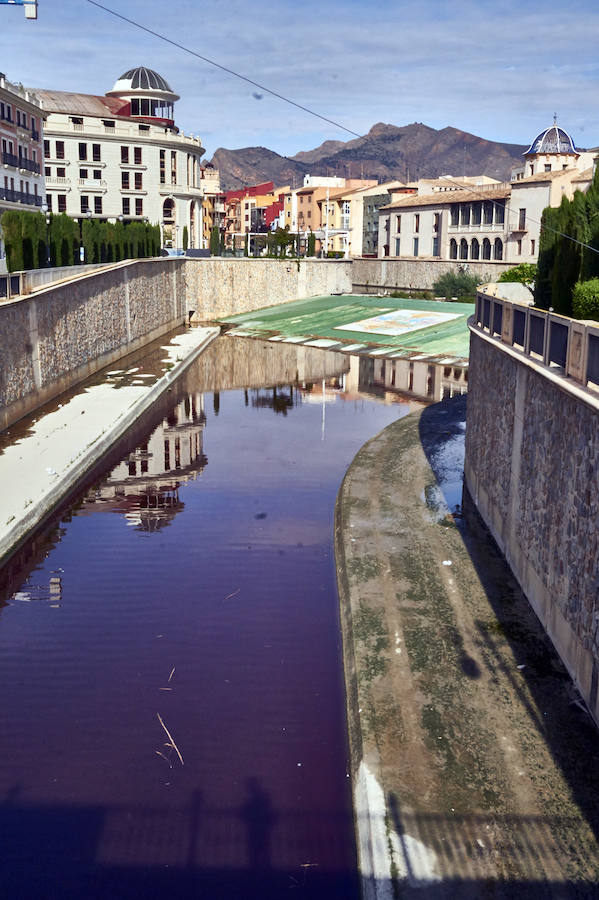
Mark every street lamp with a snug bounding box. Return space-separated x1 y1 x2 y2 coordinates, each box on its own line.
41 202 51 267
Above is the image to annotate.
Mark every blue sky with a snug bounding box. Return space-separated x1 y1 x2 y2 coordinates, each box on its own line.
2 0 599 160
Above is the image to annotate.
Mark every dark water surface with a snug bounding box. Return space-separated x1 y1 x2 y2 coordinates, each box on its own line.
0 338 415 900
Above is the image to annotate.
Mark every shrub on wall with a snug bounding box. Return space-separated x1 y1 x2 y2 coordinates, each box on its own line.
498 263 537 287
572 279 599 322
432 270 479 300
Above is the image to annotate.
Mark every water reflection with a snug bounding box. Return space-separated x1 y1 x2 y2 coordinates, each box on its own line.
0 334 467 900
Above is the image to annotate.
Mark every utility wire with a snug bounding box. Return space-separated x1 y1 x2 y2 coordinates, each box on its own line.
86 0 599 254
85 0 362 139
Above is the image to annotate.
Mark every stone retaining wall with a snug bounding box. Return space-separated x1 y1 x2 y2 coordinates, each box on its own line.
464 327 599 725
352 257 514 293
0 257 352 430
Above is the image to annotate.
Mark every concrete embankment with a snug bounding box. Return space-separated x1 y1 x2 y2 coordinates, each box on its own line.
0 325 218 569
335 397 599 897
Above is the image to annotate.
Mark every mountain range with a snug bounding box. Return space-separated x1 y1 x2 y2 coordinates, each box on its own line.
209 122 528 191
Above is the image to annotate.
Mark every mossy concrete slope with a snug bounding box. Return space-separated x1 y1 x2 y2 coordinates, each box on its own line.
335 396 599 898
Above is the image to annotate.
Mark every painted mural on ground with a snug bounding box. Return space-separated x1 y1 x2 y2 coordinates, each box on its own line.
335 309 462 337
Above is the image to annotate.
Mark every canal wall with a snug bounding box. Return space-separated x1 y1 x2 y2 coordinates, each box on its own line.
352 258 514 294
0 258 187 431
0 257 352 431
184 257 352 319
465 292 599 724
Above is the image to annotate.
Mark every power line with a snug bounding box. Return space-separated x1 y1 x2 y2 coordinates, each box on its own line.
425 173 599 256
86 0 598 255
85 0 362 139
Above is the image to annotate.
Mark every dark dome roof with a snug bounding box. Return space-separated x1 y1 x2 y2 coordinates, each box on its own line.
525 124 577 156
117 67 173 92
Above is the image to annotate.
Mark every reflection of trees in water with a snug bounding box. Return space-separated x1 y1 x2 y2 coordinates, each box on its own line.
250 386 295 416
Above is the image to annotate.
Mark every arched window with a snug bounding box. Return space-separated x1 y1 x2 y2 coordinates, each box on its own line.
494 238 503 260
460 238 468 260
471 238 480 260
449 238 457 259
482 238 491 260
163 197 175 225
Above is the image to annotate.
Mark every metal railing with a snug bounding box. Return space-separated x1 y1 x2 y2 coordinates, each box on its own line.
0 187 42 206
473 287 599 394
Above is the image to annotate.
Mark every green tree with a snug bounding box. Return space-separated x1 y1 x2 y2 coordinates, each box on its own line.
432 270 479 300
535 205 560 309
209 226 220 256
498 263 537 295
182 225 189 251
307 231 316 256
572 278 599 321
582 166 599 281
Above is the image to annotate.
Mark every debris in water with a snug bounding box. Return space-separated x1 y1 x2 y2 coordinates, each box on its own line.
442 560 452 566
224 588 240 600
157 713 184 766
168 667 175 683
517 664 526 670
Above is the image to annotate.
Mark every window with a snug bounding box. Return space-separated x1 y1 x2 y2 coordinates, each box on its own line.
450 204 459 226
470 238 479 259
103 120 115 130
472 202 481 226
121 171 130 189
433 213 440 233
432 235 440 256
396 214 401 232
460 204 470 226
80 168 88 179
395 238 401 256
94 196 102 215
57 167 66 178
92 144 101 162
544 163 552 172
58 194 67 213
93 169 101 181
56 141 65 160
531 238 536 255
44 140 50 158
495 201 505 225
529 164 534 176
134 171 143 190
517 239 522 255
121 146 129 164
46 194 52 211
413 237 419 256
171 151 176 185
44 166 50 177
135 197 143 216
483 201 493 225
159 149 165 184
80 195 89 213
78 143 87 161
494 238 503 260
518 208 526 230
122 197 130 215
414 213 420 232
460 238 468 259
482 238 491 260
134 146 142 165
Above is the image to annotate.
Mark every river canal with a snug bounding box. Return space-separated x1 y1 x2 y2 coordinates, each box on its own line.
0 337 432 899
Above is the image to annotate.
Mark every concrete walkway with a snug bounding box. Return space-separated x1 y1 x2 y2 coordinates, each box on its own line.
0 325 218 567
335 396 599 898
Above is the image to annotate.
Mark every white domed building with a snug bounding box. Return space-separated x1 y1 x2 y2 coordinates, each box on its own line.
34 67 213 249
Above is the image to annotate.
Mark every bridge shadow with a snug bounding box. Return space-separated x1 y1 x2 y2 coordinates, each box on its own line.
1 783 598 899
418 395 599 856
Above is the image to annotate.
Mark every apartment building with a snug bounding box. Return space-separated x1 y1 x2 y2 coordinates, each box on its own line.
0 73 44 211
35 67 206 248
378 123 597 265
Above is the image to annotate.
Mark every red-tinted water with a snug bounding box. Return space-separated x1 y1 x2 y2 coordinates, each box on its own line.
0 339 413 899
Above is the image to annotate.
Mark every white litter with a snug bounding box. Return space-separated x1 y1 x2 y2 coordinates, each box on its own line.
442 560 452 566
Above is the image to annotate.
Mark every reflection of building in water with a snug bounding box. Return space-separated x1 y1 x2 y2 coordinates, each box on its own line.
83 391 207 531
250 385 297 415
372 357 468 402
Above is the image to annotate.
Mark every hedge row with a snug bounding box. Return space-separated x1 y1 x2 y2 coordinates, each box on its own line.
1 209 161 273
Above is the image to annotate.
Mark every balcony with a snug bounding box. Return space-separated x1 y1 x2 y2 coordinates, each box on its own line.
18 157 41 175
31 129 40 142
78 178 108 192
46 176 71 187
2 151 18 167
0 110 12 124
0 187 42 206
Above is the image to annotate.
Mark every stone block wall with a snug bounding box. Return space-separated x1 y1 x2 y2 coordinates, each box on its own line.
0 259 185 431
184 257 353 320
352 258 514 293
465 328 599 724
